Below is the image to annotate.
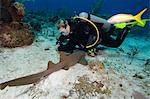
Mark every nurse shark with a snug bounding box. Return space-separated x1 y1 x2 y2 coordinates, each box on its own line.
0 51 87 90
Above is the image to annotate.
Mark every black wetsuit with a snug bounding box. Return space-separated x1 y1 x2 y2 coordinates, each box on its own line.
100 25 131 48
56 18 131 53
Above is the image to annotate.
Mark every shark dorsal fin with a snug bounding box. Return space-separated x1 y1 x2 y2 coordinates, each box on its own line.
47 61 56 70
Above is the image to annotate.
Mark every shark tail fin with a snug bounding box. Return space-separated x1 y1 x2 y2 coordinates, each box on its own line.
133 8 147 25
0 83 7 90
0 70 49 90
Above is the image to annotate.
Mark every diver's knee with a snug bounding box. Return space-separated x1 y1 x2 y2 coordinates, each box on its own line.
79 12 88 18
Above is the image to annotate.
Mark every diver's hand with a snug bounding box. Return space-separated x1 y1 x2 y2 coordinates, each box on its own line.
56 44 60 49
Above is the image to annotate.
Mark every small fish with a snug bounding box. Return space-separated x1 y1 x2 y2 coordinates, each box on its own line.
0 51 87 90
107 8 147 25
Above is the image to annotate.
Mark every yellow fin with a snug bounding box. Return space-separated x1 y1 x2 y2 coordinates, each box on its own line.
133 8 147 25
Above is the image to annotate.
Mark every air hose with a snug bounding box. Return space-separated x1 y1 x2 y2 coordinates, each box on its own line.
73 16 100 49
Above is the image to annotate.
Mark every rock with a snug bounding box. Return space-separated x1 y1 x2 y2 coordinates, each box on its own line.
145 59 150 66
119 84 123 87
1 0 15 8
0 0 34 48
44 48 50 51
0 6 12 23
0 24 34 48
9 2 25 22
132 91 148 99
133 73 144 79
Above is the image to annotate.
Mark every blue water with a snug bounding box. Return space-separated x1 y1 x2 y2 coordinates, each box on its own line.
0 1 150 98
24 0 149 17
23 0 150 36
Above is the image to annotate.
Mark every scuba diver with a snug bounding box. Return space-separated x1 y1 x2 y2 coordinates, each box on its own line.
56 8 148 56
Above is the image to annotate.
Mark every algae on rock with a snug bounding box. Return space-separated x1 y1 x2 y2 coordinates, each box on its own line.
71 75 111 98
0 0 34 48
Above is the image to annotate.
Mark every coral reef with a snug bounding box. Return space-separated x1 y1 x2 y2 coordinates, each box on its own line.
12 2 25 17
88 60 105 72
0 0 34 48
69 75 111 98
1 0 15 8
1 0 24 22
0 23 33 47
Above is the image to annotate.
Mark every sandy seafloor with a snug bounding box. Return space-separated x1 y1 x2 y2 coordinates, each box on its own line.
0 27 150 99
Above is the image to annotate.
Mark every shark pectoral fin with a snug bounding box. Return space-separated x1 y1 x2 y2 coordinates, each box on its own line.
47 61 56 70
134 8 147 25
59 51 68 62
62 66 69 70
78 57 88 65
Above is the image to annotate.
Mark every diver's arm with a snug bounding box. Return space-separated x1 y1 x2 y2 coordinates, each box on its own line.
79 12 111 32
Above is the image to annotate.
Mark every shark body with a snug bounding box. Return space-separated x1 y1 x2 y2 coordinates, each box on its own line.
0 51 87 90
